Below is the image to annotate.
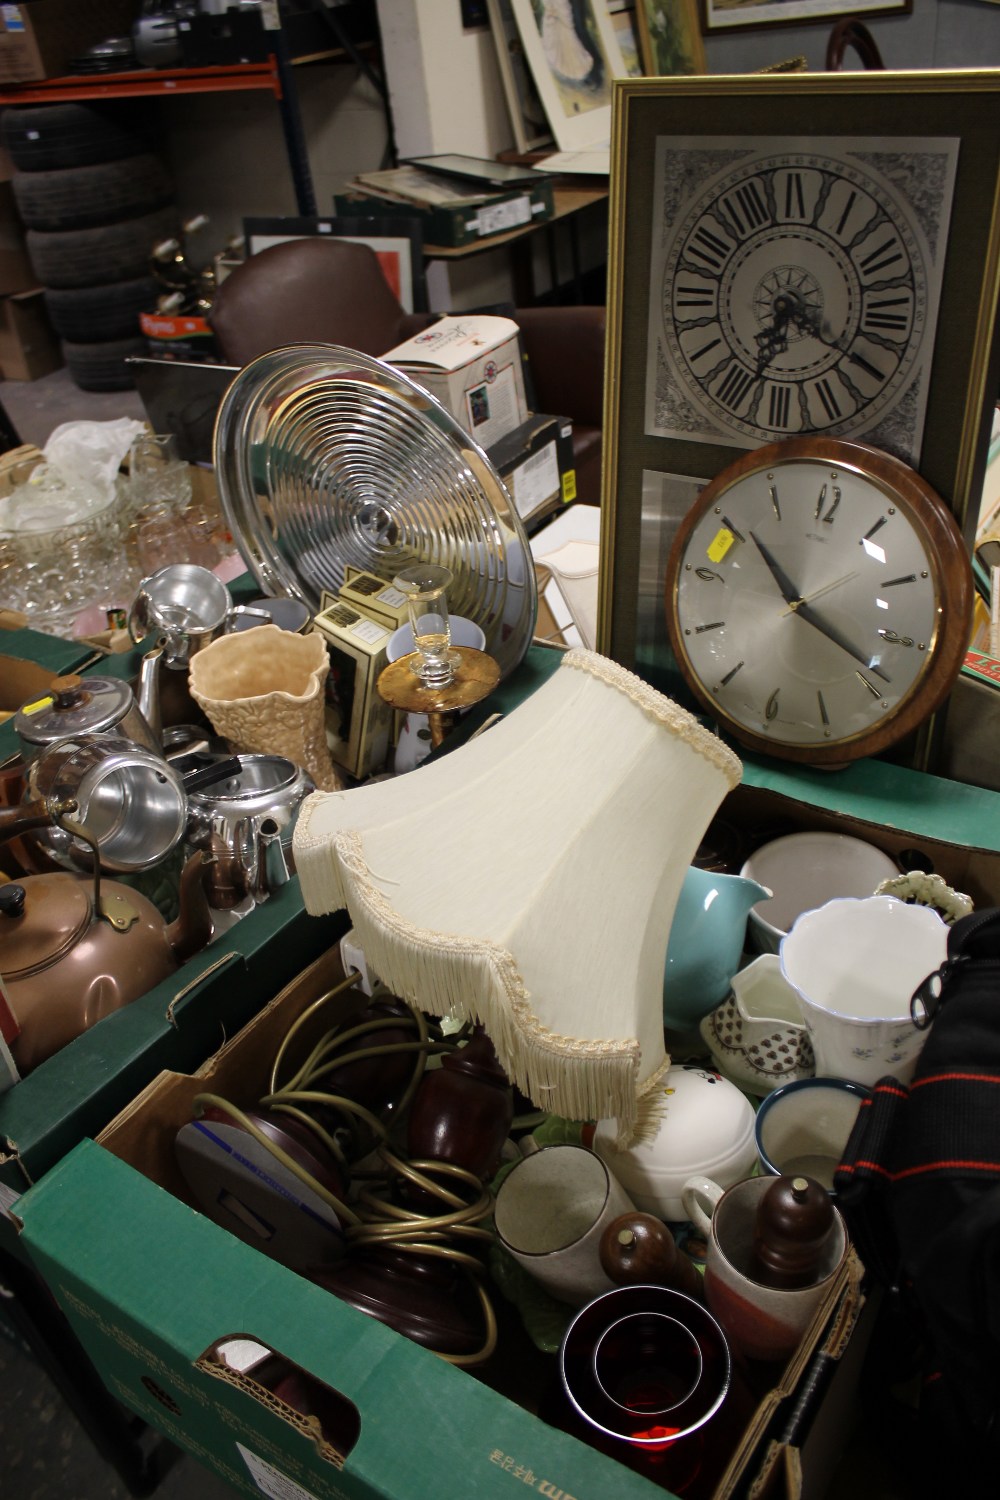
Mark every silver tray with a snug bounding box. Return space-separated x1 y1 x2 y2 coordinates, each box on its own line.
213 344 537 678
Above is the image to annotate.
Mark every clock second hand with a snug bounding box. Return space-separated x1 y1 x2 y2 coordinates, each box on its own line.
780 571 858 615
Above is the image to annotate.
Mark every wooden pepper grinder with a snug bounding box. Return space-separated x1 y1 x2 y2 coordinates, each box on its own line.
598 1211 704 1301
750 1175 836 1290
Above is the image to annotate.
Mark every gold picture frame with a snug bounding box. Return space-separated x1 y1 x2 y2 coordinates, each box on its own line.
634 0 706 76
701 0 910 34
597 71 1000 692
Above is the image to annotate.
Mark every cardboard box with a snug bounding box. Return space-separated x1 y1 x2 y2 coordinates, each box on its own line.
14 946 867 1500
0 180 36 296
0 1 135 83
937 663 1000 793
0 609 348 1258
488 412 576 528
139 311 219 363
311 603 394 781
335 180 555 250
729 748 1000 909
0 881 348 1252
383 315 529 449
0 287 62 381
330 570 412 634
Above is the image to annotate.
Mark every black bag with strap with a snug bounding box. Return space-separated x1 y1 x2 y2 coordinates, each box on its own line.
834 906 1000 1472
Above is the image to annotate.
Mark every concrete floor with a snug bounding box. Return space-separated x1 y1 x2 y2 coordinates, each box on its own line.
0 1283 240 1499
0 364 148 452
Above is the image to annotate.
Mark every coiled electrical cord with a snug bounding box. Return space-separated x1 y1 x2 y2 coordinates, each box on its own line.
192 969 499 1364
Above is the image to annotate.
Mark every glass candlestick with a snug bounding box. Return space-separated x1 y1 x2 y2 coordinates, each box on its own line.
394 563 461 687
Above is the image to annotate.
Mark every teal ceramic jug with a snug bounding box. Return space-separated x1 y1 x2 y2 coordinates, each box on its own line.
662 866 772 1031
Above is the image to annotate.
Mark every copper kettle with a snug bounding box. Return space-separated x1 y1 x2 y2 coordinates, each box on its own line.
0 798 213 1073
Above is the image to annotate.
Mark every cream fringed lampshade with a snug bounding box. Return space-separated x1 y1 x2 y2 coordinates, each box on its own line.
293 650 742 1142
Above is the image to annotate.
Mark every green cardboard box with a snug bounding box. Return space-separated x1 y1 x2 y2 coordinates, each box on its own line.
732 749 1000 904
0 881 347 1259
14 946 866 1500
1 587 347 1266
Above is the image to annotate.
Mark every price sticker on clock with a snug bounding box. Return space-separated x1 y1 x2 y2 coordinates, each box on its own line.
706 528 736 564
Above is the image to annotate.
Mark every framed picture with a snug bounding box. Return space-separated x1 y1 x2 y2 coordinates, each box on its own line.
701 0 910 32
611 7 645 76
598 73 1000 692
487 0 555 152
241 215 428 314
634 0 705 76
509 0 630 152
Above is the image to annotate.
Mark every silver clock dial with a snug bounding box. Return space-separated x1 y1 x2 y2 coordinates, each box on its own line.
672 457 939 748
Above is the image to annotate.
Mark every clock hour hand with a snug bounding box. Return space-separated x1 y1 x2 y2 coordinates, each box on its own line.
750 531 801 608
755 298 791 374
795 600 891 683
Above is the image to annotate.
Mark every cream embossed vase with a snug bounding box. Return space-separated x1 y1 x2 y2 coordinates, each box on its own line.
189 623 342 792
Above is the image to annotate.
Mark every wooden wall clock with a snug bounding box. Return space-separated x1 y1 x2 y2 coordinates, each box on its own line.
664 436 974 766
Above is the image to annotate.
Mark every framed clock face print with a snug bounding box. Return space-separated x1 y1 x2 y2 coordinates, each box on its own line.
598 73 1000 713
645 136 958 466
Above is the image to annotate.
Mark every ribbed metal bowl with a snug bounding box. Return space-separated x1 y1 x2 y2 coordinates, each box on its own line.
213 344 536 678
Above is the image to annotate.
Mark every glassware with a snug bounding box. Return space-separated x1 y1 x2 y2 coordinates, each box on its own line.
0 456 132 634
554 1284 733 1496
128 432 192 518
124 433 231 579
393 563 461 687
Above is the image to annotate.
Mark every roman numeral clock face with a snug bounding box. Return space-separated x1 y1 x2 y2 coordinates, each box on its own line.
664 438 973 765
646 138 959 461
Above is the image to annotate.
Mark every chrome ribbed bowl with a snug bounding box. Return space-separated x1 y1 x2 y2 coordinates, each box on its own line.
213 343 536 678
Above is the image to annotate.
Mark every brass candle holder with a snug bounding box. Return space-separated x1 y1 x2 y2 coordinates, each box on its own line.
377 646 501 749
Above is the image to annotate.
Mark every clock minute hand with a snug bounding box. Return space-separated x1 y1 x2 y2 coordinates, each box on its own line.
750 531 801 608
795 600 891 683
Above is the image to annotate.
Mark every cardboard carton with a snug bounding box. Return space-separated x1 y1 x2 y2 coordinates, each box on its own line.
15 945 867 1500
311 602 394 781
489 412 576 527
383 315 529 449
0 288 63 381
0 0 135 83
329 571 412 634
0 606 348 1260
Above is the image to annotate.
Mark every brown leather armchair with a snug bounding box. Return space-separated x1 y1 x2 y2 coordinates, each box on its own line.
208 237 606 505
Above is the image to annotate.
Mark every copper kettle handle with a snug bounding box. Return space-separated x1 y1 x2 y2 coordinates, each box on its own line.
0 796 76 842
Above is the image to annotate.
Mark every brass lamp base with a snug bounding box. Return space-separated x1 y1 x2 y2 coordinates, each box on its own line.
377 647 501 749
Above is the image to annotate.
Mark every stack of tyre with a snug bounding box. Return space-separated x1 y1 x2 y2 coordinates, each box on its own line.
1 101 179 391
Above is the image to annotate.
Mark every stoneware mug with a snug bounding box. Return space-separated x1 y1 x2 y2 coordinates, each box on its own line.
493 1143 635 1306
681 1174 848 1363
754 1076 871 1192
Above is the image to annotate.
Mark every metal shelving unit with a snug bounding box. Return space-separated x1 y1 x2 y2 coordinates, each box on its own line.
0 52 320 214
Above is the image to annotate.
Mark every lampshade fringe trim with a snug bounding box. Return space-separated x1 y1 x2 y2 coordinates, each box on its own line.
322 830 654 1141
